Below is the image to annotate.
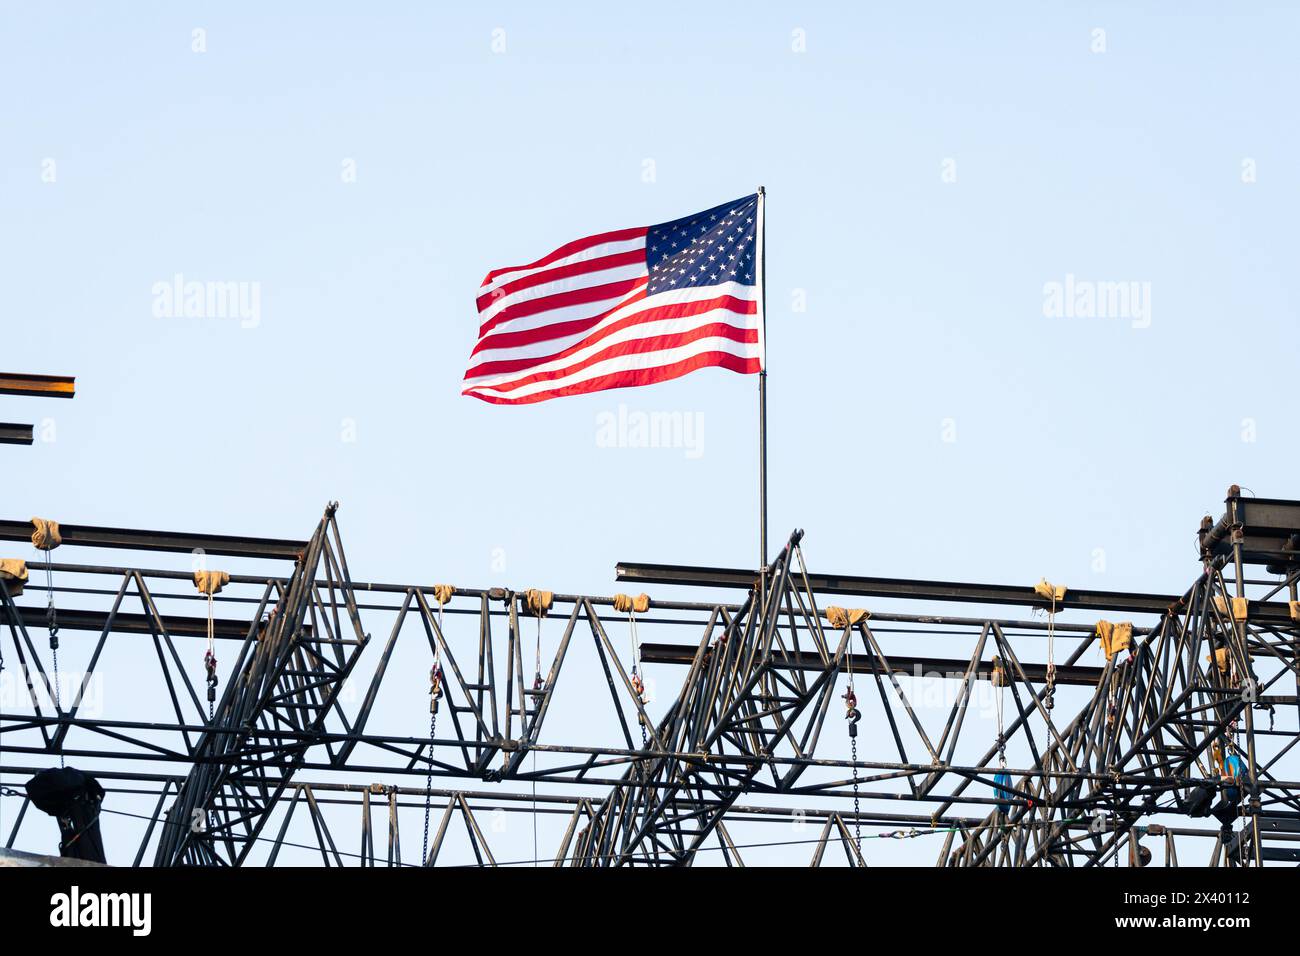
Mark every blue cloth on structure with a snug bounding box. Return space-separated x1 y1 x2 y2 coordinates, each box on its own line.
993 771 1013 815
1224 754 1245 803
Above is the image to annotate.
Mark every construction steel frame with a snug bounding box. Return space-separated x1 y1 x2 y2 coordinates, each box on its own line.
1 489 1298 866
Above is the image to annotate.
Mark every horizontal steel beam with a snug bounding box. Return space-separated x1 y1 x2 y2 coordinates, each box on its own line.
617 561 1180 612
616 561 1297 623
638 642 1105 686
0 372 75 399
0 519 306 559
0 422 34 446
11 604 255 640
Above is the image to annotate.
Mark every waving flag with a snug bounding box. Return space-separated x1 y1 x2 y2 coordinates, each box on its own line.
463 194 763 405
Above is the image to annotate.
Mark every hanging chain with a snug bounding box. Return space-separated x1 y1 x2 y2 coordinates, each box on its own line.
850 732 861 856
628 608 648 749
994 662 1007 768
421 704 438 866
1044 594 1057 712
843 639 862 858
530 604 543 860
45 551 60 705
44 550 64 768
533 611 543 693
422 603 444 867
204 592 219 723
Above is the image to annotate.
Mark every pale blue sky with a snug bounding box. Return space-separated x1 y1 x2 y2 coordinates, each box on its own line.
2 2 1297 865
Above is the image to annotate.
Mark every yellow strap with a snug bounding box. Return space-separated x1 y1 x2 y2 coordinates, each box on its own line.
432 584 455 606
193 570 230 596
1095 620 1113 655
0 558 28 581
0 558 28 597
825 606 869 629
30 517 61 551
1213 595 1248 621
990 655 1009 687
612 592 650 614
1033 579 1066 603
525 588 553 617
1111 622 1132 657
1095 620 1133 660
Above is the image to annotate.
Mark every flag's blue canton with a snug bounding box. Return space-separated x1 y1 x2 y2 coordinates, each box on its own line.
645 194 758 297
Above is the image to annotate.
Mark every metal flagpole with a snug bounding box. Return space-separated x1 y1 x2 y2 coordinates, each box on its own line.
756 186 768 602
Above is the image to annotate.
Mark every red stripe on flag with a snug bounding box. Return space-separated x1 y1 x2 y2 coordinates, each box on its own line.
468 321 757 395
475 248 646 313
480 227 647 286
464 351 760 405
465 295 757 380
477 276 646 338
470 285 648 357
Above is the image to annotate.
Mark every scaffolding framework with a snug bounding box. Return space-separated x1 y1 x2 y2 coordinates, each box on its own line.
1 488 1298 866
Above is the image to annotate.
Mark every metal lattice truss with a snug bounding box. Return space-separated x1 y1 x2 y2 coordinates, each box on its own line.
1 489 1298 866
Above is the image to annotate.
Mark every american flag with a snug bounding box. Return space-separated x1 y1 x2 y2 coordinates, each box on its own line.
463 194 763 405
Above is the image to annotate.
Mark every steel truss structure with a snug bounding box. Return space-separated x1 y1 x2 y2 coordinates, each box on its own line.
1 488 1298 866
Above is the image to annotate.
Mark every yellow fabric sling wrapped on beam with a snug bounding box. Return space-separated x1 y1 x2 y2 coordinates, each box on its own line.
1213 594 1248 622
1095 620 1133 660
525 589 553 617
1110 621 1133 657
825 606 869 629
612 593 650 614
1208 647 1231 674
193 570 230 596
432 584 455 606
0 558 28 597
990 655 1009 687
1033 579 1066 603
30 517 61 551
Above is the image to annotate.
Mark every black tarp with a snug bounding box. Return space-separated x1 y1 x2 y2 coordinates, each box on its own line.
25 767 107 863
